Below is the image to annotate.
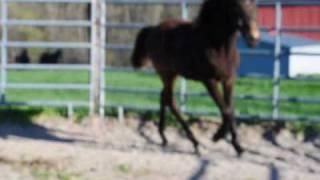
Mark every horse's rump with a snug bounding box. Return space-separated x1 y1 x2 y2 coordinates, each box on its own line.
130 26 155 68
131 19 191 70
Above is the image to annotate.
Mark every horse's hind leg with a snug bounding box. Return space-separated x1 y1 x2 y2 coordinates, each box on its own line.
159 88 168 147
161 74 199 154
170 101 199 154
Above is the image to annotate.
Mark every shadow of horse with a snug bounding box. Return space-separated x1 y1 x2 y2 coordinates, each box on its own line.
136 116 206 156
189 159 211 180
0 108 88 144
137 118 159 146
269 164 280 180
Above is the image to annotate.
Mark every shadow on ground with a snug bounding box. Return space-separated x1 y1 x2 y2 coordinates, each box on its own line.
0 108 83 143
189 158 211 180
136 116 210 156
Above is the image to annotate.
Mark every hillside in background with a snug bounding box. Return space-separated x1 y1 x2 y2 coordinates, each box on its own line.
6 3 89 64
2 3 199 66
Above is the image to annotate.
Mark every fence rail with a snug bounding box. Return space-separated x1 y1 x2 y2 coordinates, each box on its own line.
105 86 320 104
0 0 320 122
5 83 90 90
6 64 91 70
6 41 91 49
9 0 320 6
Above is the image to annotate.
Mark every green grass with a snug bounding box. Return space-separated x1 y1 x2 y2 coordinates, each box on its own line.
1 70 320 120
116 163 131 174
106 71 320 118
31 167 81 180
8 70 90 84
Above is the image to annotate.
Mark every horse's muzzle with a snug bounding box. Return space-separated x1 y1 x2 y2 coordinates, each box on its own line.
247 22 260 48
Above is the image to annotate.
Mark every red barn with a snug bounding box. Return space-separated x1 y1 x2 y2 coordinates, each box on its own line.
258 0 320 41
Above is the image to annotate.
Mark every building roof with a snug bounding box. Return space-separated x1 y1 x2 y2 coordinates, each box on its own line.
259 31 320 47
259 0 320 5
238 31 320 50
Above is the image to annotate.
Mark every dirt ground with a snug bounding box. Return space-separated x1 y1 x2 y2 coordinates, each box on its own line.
0 117 319 180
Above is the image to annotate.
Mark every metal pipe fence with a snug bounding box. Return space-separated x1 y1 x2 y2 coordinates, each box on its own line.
0 0 319 122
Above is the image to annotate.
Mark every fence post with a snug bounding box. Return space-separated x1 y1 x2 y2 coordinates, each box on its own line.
179 0 188 112
67 103 74 120
90 0 106 117
1 0 8 103
99 0 106 118
272 2 282 120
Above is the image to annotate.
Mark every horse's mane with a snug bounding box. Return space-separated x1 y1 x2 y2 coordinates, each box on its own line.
196 0 239 28
195 0 240 47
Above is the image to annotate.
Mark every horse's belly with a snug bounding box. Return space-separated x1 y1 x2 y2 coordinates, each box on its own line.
179 55 235 81
178 61 219 81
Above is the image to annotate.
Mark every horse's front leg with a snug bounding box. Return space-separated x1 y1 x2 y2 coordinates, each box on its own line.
203 79 229 141
222 78 244 156
204 78 244 156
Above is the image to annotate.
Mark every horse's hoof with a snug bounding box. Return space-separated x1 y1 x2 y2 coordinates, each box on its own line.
161 140 168 147
235 146 245 157
194 148 201 157
212 131 225 142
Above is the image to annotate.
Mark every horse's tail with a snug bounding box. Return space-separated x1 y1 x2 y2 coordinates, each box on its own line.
131 26 154 69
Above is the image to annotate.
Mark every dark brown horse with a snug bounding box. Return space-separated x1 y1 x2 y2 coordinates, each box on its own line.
131 0 260 156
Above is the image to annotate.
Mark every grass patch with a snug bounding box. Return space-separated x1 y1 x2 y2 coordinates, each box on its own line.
117 163 131 174
8 70 89 84
0 69 319 122
290 122 320 140
31 168 80 180
0 156 81 180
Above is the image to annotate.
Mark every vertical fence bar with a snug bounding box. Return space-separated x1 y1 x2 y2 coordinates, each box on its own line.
67 103 74 120
179 0 188 112
1 0 8 103
117 106 124 123
89 0 95 115
272 2 282 120
90 0 104 117
99 0 106 118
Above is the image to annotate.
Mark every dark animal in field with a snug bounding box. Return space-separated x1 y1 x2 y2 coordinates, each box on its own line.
131 0 260 156
39 49 62 64
15 48 30 64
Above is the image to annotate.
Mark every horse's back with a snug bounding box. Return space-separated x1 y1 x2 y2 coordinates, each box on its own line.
145 19 238 81
146 23 213 79
159 19 190 29
146 22 196 73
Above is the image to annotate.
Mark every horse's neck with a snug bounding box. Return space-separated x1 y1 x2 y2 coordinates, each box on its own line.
194 1 239 49
194 23 237 50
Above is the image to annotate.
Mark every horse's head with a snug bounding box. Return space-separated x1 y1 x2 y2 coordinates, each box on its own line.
236 0 260 47
196 0 260 47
